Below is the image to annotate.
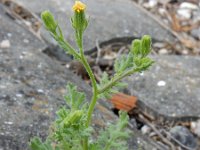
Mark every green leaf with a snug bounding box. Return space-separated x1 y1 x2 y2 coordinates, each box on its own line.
114 53 133 74
98 72 127 99
95 111 130 150
29 137 54 150
64 82 86 110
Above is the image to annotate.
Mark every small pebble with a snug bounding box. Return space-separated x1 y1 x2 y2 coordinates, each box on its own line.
66 63 70 68
0 40 10 48
37 89 44 93
143 0 157 9
180 2 198 10
182 49 189 55
191 120 200 138
141 125 151 134
4 121 13 125
158 8 166 16
177 9 192 19
16 93 23 97
19 55 24 59
24 21 31 27
157 80 166 86
23 39 29 43
170 126 198 149
158 49 168 55
153 42 165 48
7 33 12 37
139 72 144 76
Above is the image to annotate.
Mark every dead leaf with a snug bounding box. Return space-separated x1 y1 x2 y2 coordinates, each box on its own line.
110 93 137 112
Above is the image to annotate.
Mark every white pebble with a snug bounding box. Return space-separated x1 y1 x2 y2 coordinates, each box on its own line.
0 40 10 48
24 21 31 27
66 63 70 68
23 39 29 43
182 50 189 55
7 33 12 37
157 80 166 86
16 93 23 97
177 9 192 19
180 2 198 10
37 89 44 93
143 0 157 9
4 121 13 125
159 49 168 55
141 125 151 134
139 72 144 76
191 120 200 137
158 8 166 16
19 55 24 59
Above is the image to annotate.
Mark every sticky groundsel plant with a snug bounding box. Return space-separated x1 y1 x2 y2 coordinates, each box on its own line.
29 1 154 150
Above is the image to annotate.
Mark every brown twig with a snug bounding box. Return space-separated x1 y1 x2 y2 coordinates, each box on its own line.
131 1 200 49
161 129 195 150
139 114 176 150
116 46 126 58
95 39 102 65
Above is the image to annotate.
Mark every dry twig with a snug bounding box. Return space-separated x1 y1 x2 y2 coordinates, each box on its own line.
139 114 176 150
161 129 195 150
95 39 102 65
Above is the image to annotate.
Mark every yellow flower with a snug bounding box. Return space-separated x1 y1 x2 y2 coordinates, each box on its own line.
72 1 86 13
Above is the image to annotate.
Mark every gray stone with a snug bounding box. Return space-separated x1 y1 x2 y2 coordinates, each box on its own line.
170 126 198 149
191 27 200 40
0 5 161 150
16 0 175 51
191 9 200 39
125 55 200 117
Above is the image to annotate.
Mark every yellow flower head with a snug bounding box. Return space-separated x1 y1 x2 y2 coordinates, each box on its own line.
72 1 86 13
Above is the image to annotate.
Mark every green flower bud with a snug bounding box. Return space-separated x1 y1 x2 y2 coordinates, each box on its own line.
41 10 57 34
63 110 83 127
140 57 154 70
71 1 88 32
134 57 142 67
141 35 151 57
131 39 141 57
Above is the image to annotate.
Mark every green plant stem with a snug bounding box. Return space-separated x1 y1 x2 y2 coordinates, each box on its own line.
78 36 98 150
98 69 137 94
79 48 98 126
83 139 88 150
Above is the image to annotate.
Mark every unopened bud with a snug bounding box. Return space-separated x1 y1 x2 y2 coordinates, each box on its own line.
41 10 57 34
131 39 141 56
63 110 83 127
141 35 151 57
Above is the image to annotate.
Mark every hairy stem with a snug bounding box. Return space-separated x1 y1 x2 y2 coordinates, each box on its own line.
78 36 98 150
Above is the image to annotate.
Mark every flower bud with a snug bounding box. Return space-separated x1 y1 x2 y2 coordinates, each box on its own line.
131 39 141 57
141 35 151 57
63 110 83 127
71 1 88 34
72 1 86 13
41 10 57 34
134 57 142 67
